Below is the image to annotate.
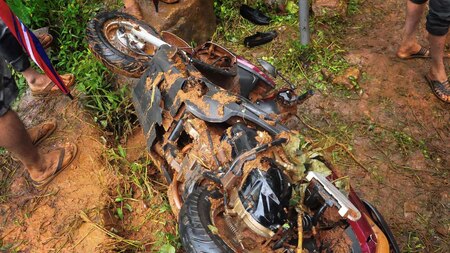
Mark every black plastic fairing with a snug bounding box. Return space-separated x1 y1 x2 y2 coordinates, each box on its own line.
238 167 292 230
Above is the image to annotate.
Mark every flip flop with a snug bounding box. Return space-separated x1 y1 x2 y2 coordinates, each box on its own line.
398 46 450 60
397 46 430 59
11 119 58 162
28 118 57 146
424 75 450 103
31 73 75 96
32 143 78 189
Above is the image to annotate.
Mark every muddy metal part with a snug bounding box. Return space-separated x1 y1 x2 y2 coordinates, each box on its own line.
220 138 287 191
306 171 361 221
227 189 275 238
133 45 289 152
192 42 237 76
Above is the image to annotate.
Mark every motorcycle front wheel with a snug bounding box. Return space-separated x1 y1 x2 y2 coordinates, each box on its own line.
86 11 160 78
179 187 234 253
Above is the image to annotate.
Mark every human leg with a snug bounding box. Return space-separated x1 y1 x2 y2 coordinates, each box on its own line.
425 0 450 102
428 34 447 82
0 111 78 183
397 0 429 58
0 110 41 174
0 60 77 184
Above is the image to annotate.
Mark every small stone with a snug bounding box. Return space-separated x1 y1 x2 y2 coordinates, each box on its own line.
332 67 361 89
264 0 287 12
361 91 369 99
403 201 420 219
344 52 366 66
435 224 449 237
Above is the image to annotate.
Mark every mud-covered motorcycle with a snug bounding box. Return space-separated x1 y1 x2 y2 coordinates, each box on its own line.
87 11 400 253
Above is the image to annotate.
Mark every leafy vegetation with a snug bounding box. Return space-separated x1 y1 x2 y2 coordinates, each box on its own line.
7 0 133 142
213 0 351 92
105 147 180 252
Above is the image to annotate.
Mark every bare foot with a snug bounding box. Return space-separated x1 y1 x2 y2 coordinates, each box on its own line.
29 74 75 93
27 73 52 91
397 42 427 59
29 143 78 184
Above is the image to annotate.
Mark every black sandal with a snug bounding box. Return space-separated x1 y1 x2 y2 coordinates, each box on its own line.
425 75 450 103
402 46 429 59
244 31 278 48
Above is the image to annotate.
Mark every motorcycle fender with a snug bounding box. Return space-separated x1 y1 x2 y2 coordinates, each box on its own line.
132 68 163 150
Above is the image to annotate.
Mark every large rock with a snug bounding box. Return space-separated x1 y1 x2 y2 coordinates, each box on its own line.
136 0 216 44
312 0 348 17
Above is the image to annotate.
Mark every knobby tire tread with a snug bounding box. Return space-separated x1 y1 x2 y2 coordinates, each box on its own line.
179 187 234 253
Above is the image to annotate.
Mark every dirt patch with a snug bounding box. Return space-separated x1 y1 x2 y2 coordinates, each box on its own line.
294 0 449 251
0 92 113 252
0 92 178 252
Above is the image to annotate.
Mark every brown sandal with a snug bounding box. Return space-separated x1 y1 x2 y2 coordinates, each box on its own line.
28 118 57 145
32 143 78 189
11 119 57 161
31 73 75 96
36 33 53 49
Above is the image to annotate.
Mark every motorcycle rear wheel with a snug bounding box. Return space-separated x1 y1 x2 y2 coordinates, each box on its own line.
86 11 160 78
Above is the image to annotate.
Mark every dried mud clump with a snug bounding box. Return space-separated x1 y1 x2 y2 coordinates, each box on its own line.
211 91 239 115
317 227 352 253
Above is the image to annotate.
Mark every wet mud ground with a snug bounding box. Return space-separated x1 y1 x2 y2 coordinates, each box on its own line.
0 0 449 252
297 0 449 251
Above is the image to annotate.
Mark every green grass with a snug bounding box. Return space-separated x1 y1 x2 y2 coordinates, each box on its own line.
0 156 18 203
213 0 352 93
7 0 133 143
1 0 369 251
0 239 23 253
105 147 180 252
